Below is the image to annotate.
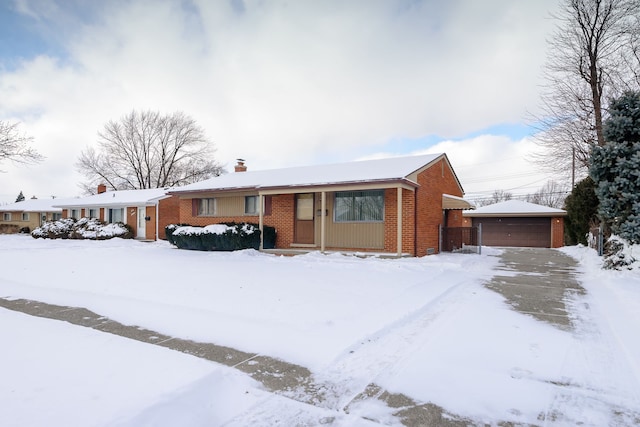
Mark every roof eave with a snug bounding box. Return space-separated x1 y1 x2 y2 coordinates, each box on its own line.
170 178 419 196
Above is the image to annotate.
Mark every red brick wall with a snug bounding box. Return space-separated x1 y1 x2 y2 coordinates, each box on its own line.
383 188 416 255
177 194 295 248
158 196 180 239
415 159 464 256
269 194 295 248
145 205 156 240
551 216 565 248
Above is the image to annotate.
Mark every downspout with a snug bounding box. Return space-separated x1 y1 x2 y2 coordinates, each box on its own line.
321 191 326 253
397 187 402 257
155 201 159 240
258 193 264 250
414 190 417 256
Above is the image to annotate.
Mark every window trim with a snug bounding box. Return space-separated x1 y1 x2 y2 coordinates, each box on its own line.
334 190 385 223
197 198 217 216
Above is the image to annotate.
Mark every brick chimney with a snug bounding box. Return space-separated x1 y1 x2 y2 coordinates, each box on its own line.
97 183 107 194
234 159 247 173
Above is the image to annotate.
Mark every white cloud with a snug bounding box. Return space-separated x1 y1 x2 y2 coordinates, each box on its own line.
0 0 560 203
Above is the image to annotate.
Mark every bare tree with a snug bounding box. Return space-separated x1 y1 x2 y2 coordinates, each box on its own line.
475 189 513 207
533 0 640 178
0 121 44 166
524 180 570 209
77 110 223 193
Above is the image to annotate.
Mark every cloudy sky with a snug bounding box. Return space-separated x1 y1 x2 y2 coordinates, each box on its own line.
0 0 563 204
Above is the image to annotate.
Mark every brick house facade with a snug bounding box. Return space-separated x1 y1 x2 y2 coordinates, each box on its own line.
56 187 177 241
170 154 473 256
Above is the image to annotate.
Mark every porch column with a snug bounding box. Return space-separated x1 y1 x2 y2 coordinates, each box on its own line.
321 191 326 253
397 187 402 256
258 194 264 250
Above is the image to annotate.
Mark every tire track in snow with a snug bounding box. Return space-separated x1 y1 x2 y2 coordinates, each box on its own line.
304 278 481 410
220 278 481 426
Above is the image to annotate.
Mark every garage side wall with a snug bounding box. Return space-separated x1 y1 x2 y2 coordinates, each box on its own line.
551 217 565 248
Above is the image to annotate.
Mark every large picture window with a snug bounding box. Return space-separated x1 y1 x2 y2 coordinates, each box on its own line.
334 190 384 222
198 198 216 216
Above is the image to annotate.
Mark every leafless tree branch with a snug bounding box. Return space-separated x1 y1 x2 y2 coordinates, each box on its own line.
0 121 44 167
76 110 223 192
532 0 640 179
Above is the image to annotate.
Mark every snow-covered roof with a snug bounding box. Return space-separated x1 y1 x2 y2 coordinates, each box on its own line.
463 200 567 217
53 188 171 208
173 153 447 193
0 198 75 212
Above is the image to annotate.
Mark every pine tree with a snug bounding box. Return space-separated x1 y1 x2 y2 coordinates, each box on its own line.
589 91 640 243
563 177 599 245
15 191 25 202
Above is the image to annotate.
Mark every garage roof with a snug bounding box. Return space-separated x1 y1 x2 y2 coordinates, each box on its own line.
463 200 566 217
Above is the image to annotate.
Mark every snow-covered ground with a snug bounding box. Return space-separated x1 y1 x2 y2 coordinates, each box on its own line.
0 235 638 426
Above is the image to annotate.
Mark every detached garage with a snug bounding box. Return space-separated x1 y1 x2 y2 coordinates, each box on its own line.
463 200 566 248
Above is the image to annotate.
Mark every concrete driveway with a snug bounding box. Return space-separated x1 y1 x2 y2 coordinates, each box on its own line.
485 247 584 331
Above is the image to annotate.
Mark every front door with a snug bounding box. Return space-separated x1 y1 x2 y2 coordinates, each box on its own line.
294 193 315 244
137 207 146 239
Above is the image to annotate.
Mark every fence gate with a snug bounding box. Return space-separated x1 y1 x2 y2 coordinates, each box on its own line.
440 225 481 254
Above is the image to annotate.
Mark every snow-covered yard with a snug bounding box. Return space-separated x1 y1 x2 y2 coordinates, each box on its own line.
0 235 639 426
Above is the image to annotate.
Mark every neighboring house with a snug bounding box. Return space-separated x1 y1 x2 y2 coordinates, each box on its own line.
463 200 566 248
169 154 474 256
54 185 179 240
0 198 67 233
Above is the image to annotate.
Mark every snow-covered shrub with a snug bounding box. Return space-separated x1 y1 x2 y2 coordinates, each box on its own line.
603 235 639 270
168 222 272 251
164 223 191 246
32 218 133 240
32 218 75 239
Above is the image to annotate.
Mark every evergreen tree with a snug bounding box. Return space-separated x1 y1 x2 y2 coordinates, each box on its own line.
564 177 599 245
590 91 640 243
15 191 25 202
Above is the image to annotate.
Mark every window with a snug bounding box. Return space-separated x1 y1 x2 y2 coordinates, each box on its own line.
88 208 98 219
334 190 384 222
52 213 62 221
2 213 10 221
198 198 216 216
22 212 29 221
244 196 258 215
108 208 124 223
70 209 80 220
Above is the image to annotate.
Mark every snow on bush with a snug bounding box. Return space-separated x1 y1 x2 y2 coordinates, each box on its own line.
32 218 133 240
603 235 639 270
168 223 261 251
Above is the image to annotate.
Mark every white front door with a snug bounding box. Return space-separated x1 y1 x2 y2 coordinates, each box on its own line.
137 207 146 239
